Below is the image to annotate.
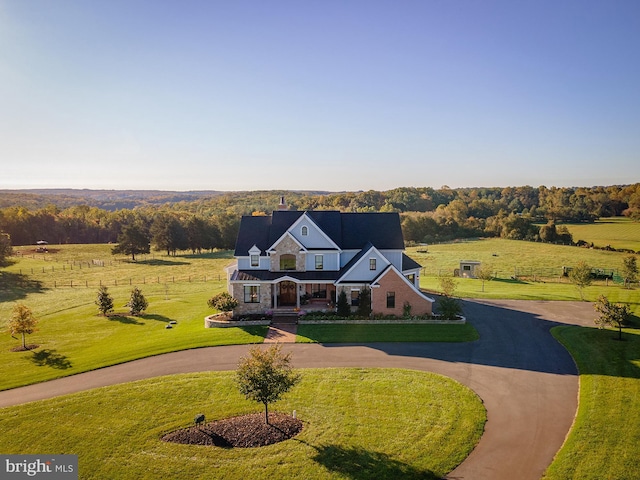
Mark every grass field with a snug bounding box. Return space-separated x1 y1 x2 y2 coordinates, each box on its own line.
546 325 640 479
0 368 486 480
563 217 640 252
2 238 640 478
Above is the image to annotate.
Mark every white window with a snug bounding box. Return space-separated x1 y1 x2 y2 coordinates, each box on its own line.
301 226 308 236
244 285 259 303
250 254 259 268
369 258 377 270
315 254 323 270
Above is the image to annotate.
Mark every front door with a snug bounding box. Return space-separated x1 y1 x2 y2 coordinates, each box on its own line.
279 281 297 306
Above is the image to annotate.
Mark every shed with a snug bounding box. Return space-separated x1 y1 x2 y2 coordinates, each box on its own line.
459 260 481 278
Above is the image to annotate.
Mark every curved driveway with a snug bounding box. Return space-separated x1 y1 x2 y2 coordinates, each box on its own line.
0 299 595 480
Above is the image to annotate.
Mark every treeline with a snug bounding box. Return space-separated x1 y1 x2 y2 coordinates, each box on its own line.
0 205 239 252
0 184 638 249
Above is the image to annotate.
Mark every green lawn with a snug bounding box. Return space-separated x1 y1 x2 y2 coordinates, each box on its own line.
563 217 640 252
0 368 486 480
297 323 479 343
546 325 640 479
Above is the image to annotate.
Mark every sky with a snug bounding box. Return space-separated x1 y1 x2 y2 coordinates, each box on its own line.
1 0 639 192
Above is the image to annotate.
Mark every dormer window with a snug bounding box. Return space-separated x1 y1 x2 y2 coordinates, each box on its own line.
248 245 261 269
301 226 308 236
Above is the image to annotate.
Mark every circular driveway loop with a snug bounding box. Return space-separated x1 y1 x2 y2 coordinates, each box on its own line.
0 299 595 480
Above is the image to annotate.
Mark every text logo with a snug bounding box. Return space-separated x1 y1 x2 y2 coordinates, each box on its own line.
1 455 78 479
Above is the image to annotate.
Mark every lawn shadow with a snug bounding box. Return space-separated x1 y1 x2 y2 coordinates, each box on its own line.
107 314 144 325
142 314 173 323
134 259 190 266
31 349 73 370
311 444 438 480
492 277 529 285
0 271 47 302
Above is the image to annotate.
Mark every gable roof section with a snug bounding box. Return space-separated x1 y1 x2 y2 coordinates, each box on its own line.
269 211 340 251
402 253 422 271
233 215 272 256
234 210 405 256
371 264 435 303
336 242 390 283
341 213 404 250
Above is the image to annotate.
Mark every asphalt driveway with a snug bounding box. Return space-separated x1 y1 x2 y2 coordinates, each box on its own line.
0 299 596 480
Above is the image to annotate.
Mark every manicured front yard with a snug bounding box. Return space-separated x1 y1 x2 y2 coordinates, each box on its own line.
0 368 486 480
546 324 640 479
297 323 479 343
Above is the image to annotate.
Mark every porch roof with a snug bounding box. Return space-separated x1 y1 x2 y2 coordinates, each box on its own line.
232 269 340 283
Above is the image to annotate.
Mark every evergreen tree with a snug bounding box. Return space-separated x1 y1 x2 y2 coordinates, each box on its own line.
126 287 148 316
356 286 372 318
336 290 351 318
95 285 114 316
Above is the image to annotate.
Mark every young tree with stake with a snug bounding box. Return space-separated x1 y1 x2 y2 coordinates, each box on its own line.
235 345 300 425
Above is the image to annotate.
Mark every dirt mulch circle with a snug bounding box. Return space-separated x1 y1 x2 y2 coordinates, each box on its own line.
161 412 303 448
10 344 39 352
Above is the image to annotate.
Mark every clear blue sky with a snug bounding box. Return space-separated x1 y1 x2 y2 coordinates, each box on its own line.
1 0 639 191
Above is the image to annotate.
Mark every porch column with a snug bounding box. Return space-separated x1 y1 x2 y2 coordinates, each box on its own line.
296 283 301 309
273 283 278 309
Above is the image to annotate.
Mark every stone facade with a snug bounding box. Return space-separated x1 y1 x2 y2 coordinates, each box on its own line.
270 235 306 272
232 282 273 315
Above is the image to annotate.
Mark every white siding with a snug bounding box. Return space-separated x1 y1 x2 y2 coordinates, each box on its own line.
237 256 270 270
289 216 337 249
340 249 389 282
304 251 340 271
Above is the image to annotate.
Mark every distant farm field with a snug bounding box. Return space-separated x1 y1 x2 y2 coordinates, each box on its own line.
563 217 640 252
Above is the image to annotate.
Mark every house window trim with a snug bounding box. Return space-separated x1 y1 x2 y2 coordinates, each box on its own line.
280 254 296 271
244 285 260 303
369 258 377 270
301 225 309 236
250 254 259 268
315 254 324 270
386 291 396 309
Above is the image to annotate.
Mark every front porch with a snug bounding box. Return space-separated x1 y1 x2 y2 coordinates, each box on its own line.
273 280 336 311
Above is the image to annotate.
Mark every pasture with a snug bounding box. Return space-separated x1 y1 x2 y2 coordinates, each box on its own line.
563 217 640 252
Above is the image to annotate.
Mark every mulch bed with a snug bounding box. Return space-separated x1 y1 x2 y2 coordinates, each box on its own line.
161 412 303 448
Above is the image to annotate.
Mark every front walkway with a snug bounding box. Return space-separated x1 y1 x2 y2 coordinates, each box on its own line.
264 323 298 343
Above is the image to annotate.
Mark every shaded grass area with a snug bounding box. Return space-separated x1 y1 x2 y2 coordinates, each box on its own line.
0 368 486 480
296 323 479 343
546 325 640 479
0 282 266 391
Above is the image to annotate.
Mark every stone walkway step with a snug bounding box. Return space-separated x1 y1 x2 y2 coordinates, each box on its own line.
264 323 298 343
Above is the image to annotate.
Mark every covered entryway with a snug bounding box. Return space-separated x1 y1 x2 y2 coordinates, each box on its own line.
278 281 297 306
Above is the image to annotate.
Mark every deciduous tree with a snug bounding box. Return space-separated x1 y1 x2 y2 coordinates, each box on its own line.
235 345 301 424
7 303 38 350
111 223 150 261
208 292 238 313
569 261 592 301
594 295 631 340
622 255 638 289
